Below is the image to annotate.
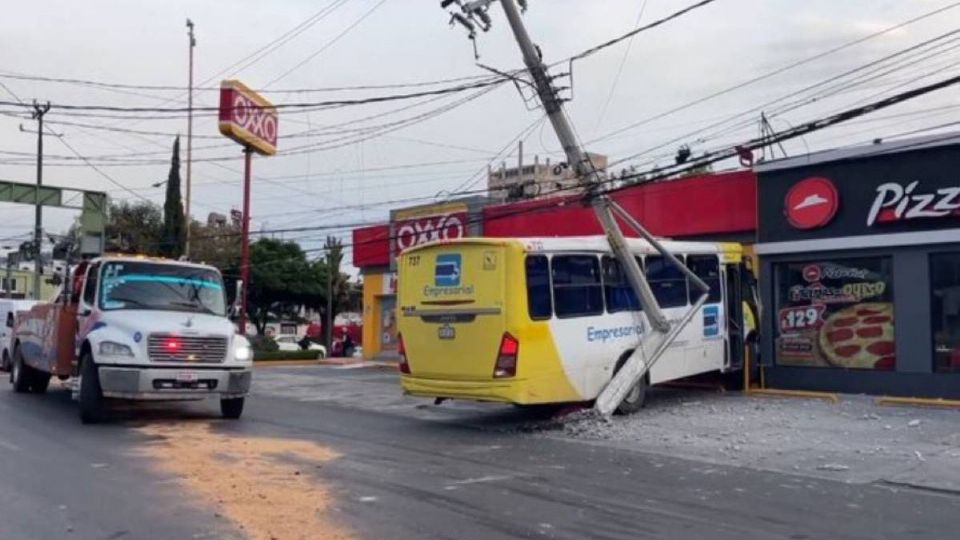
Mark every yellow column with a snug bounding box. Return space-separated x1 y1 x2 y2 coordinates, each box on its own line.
361 273 384 360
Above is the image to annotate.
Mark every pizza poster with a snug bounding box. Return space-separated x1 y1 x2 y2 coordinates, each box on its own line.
774 258 895 370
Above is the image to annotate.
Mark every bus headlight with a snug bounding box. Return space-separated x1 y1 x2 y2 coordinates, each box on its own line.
99 341 134 357
235 344 252 362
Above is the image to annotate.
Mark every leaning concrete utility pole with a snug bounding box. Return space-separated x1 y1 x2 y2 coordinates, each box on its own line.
442 0 710 415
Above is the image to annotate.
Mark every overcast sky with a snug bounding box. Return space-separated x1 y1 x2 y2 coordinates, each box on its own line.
1 0 959 267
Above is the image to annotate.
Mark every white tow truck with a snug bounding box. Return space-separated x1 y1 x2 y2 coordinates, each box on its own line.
9 254 253 423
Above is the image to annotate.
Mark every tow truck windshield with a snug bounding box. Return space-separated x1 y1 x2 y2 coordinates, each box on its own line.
99 261 226 316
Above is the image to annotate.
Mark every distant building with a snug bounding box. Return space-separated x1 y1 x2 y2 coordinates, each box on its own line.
487 153 608 202
0 267 60 300
207 212 228 228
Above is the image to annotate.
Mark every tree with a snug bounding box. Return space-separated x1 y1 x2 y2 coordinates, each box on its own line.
320 236 350 349
247 238 321 335
160 136 186 258
190 218 242 306
105 201 164 255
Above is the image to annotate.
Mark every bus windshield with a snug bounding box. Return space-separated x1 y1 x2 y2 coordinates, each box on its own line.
99 261 226 316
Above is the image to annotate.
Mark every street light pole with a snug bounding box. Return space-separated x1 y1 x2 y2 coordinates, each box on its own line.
185 18 196 258
238 147 253 335
326 250 334 353
31 101 50 301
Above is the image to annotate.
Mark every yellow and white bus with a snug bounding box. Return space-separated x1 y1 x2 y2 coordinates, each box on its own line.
397 236 758 413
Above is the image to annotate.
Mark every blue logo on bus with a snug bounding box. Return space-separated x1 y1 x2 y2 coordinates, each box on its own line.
435 254 462 287
703 305 720 337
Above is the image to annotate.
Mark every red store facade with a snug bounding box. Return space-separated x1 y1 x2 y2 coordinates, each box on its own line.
354 136 960 399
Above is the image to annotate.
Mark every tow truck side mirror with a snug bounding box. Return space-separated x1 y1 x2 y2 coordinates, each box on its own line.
79 308 92 317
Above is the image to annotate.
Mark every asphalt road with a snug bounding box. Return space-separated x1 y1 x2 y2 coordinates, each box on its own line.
0 365 958 540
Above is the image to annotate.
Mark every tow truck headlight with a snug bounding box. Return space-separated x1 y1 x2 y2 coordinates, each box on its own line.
99 341 134 357
235 344 252 362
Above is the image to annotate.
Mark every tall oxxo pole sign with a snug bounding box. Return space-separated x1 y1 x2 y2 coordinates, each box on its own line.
218 80 278 334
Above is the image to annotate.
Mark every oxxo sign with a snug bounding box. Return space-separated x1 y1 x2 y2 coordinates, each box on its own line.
218 80 278 156
395 212 467 251
393 203 470 253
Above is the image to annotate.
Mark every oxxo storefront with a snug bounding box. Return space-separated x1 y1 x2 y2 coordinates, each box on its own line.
355 198 486 360
353 172 756 360
757 135 960 398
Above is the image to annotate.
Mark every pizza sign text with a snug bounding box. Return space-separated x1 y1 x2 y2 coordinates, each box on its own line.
867 181 960 227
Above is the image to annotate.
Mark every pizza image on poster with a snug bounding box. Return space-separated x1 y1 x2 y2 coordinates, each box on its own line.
774 258 895 370
817 302 895 369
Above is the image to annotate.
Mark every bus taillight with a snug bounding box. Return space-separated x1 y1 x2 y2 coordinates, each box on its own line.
493 333 519 378
398 333 411 374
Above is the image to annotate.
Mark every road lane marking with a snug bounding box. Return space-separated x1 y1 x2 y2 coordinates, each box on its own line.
450 474 520 486
0 438 20 452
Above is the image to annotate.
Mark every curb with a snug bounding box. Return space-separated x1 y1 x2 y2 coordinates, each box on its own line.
254 359 324 368
253 358 400 370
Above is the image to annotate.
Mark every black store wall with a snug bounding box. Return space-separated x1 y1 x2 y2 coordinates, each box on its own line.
755 136 960 398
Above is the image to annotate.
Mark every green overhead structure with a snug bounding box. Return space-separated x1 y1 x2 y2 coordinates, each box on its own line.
0 179 107 256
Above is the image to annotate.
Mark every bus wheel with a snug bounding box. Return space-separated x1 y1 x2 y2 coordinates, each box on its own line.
616 377 648 415
79 354 106 424
11 348 33 394
614 352 648 415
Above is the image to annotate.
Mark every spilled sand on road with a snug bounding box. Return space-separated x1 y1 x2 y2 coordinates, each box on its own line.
136 421 352 540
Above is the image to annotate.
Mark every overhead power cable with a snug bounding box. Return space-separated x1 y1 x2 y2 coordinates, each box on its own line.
594 0 650 132
0 71 492 94
605 27 960 168
586 0 960 145
263 0 391 88
568 0 716 63
0 75 151 202
612 71 960 185
0 77 506 114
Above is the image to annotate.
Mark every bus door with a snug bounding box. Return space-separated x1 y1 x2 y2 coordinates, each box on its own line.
723 264 744 371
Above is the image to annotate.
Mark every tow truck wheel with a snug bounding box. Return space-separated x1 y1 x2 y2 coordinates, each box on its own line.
78 354 105 424
11 348 32 394
29 372 51 394
220 397 245 420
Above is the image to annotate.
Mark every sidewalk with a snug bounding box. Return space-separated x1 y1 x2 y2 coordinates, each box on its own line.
545 389 960 493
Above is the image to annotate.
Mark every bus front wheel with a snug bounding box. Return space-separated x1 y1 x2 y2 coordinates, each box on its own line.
614 352 648 415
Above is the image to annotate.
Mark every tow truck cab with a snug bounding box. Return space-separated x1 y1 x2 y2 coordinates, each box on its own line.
11 255 253 423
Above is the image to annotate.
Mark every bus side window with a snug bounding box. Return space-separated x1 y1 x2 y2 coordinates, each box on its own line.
645 255 688 308
551 255 604 318
687 255 722 304
525 255 553 320
602 256 641 313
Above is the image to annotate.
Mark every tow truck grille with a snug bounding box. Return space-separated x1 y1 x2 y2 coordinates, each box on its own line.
147 335 228 364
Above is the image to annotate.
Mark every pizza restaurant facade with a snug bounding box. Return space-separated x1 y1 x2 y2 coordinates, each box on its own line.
756 134 960 398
